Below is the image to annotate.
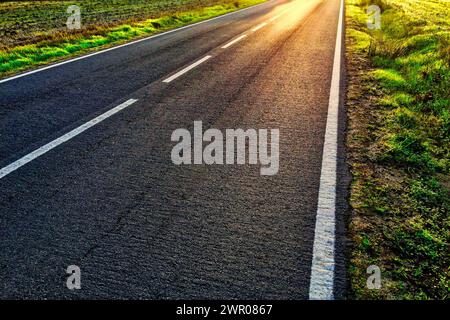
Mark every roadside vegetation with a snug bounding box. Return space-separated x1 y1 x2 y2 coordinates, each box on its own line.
0 0 266 78
346 0 449 299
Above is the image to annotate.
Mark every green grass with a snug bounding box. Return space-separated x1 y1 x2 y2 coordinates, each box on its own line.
346 0 449 299
0 0 267 77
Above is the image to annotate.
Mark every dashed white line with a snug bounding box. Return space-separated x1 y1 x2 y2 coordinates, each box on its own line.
308 0 344 300
162 55 212 83
269 13 283 22
221 34 248 49
0 99 138 180
252 22 268 32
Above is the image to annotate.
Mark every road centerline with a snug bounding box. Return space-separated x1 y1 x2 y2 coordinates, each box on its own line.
162 55 212 83
252 22 268 32
221 34 248 49
269 13 283 22
0 98 138 180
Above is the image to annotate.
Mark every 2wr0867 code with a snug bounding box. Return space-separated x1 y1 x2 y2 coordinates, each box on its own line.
220 304 272 315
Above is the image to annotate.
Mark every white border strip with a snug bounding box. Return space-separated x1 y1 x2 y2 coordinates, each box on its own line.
0 1 274 84
0 99 138 179
162 55 212 83
308 0 343 300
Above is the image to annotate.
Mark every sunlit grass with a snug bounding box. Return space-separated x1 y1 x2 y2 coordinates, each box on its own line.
347 0 449 300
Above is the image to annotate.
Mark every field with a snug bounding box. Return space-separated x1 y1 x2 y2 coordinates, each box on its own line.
0 0 266 77
346 0 449 299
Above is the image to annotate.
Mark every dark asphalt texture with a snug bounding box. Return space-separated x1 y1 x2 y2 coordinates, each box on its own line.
0 0 348 299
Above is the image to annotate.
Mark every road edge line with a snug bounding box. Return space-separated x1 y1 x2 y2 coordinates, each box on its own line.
308 0 344 300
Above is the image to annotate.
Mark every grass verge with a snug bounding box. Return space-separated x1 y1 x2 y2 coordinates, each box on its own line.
0 0 267 78
346 0 449 299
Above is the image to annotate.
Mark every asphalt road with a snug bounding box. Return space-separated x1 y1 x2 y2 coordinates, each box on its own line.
0 0 348 299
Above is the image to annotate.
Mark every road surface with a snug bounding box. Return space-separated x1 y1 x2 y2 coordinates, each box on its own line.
0 0 348 299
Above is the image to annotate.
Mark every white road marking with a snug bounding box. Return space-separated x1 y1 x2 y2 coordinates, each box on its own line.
162 55 212 83
0 0 275 85
252 22 268 32
308 0 344 300
269 13 283 22
221 34 247 49
0 99 138 180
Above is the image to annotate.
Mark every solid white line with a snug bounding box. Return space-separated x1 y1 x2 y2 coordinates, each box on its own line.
0 0 275 85
252 22 268 32
0 99 138 180
308 0 344 300
221 34 248 49
162 55 212 83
